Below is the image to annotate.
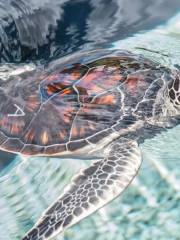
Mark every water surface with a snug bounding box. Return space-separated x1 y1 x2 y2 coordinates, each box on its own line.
0 1 180 240
0 0 180 62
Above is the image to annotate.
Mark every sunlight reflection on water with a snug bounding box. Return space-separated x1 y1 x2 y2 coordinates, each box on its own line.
0 5 180 240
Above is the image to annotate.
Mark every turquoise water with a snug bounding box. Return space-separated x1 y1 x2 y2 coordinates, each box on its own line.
0 1 180 240
0 124 180 240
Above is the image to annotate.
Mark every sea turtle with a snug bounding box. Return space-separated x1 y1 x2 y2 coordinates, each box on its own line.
0 49 179 240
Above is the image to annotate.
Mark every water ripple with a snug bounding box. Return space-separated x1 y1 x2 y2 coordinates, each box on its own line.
0 1 180 240
0 0 180 62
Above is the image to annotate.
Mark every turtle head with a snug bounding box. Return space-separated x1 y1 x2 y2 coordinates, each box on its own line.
166 73 180 115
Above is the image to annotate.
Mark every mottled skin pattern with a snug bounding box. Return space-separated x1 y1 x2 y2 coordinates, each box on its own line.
0 50 179 240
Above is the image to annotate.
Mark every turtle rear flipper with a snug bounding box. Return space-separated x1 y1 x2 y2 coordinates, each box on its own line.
22 138 142 240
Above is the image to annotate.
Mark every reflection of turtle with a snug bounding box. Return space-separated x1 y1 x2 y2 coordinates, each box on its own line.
0 49 179 240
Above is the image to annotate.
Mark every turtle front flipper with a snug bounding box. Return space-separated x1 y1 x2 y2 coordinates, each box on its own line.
22 139 142 240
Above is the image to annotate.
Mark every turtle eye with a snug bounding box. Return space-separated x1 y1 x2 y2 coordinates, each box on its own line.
173 76 180 92
169 88 176 101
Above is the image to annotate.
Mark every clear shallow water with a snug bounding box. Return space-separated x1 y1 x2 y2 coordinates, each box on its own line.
0 126 180 240
0 1 180 240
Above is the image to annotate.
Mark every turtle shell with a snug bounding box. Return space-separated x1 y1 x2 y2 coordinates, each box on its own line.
0 50 165 156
